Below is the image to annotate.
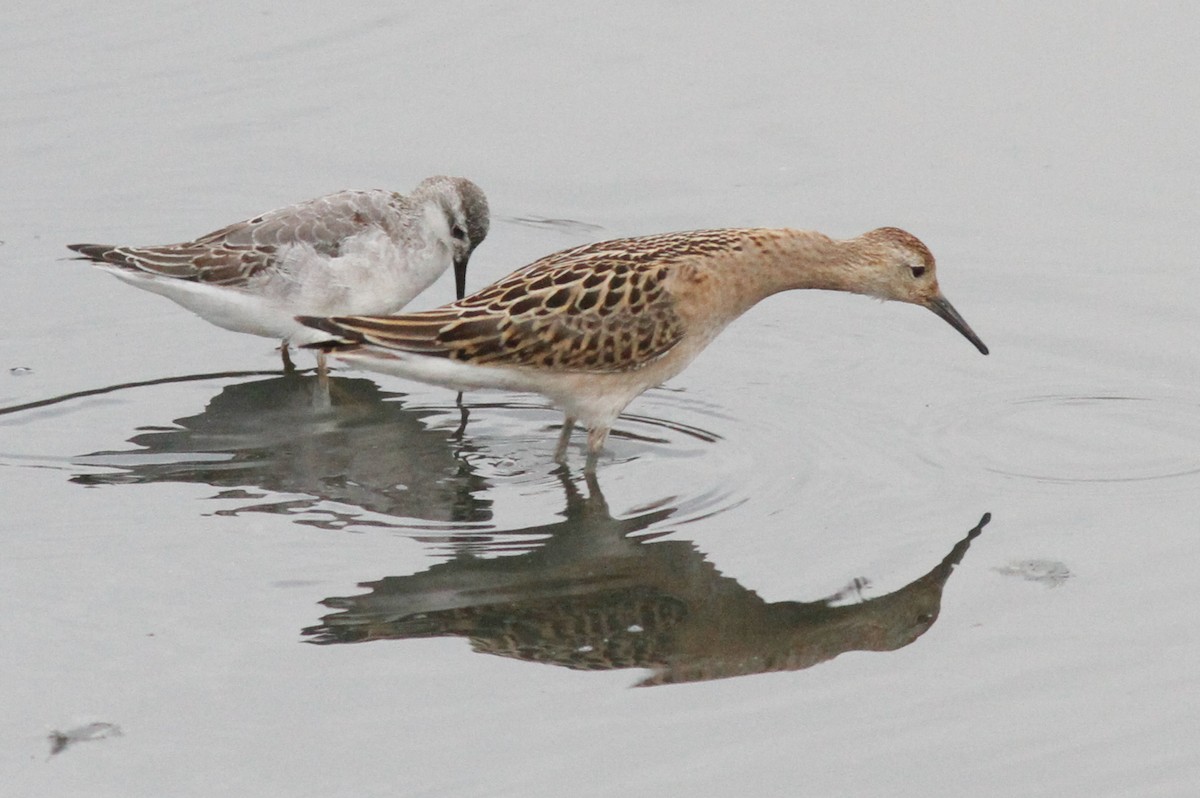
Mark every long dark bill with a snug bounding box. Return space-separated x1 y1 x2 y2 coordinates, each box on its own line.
928 295 989 355
454 255 469 300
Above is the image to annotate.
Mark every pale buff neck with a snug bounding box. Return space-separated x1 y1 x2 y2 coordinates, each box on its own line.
680 229 884 328
745 228 881 294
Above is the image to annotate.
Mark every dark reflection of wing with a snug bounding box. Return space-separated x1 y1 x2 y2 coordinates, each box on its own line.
305 469 989 686
71 375 490 526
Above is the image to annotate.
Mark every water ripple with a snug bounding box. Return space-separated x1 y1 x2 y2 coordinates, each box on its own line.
914 389 1200 494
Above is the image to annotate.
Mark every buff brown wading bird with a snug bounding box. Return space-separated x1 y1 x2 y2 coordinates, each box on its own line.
299 226 988 462
67 176 490 373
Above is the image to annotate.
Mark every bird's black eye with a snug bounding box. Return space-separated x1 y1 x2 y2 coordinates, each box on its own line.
910 265 927 278
451 224 466 241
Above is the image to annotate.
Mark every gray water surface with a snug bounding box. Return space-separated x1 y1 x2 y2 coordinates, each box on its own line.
3 4 1198 796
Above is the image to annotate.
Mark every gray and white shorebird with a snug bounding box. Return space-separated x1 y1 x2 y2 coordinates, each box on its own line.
298 226 988 462
68 176 490 371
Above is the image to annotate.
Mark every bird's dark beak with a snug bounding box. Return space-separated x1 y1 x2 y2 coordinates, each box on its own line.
453 254 469 301
928 295 989 355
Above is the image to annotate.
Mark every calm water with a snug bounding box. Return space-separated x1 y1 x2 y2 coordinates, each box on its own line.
3 4 1199 796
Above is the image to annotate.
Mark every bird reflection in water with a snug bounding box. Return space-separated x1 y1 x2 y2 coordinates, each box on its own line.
306 469 990 686
71 374 491 527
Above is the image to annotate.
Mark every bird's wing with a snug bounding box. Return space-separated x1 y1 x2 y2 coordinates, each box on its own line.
190 189 397 252
68 190 399 287
66 242 278 286
300 238 690 373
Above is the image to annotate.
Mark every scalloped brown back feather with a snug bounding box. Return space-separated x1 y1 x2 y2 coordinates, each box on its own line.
311 230 760 373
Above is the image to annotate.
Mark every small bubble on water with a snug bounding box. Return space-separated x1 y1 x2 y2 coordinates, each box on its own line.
994 559 1072 587
9 366 33 376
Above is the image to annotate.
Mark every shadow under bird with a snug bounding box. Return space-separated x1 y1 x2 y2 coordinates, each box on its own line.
67 175 490 371
299 226 987 459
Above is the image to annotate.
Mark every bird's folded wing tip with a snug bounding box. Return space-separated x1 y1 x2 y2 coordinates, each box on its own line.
295 316 362 349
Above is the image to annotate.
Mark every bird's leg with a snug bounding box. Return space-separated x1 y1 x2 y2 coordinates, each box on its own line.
584 426 609 472
280 342 297 373
317 351 330 391
553 416 577 463
310 372 333 411
586 426 609 453
452 392 470 440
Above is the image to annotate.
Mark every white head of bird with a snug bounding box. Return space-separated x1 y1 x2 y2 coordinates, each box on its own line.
414 176 491 299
